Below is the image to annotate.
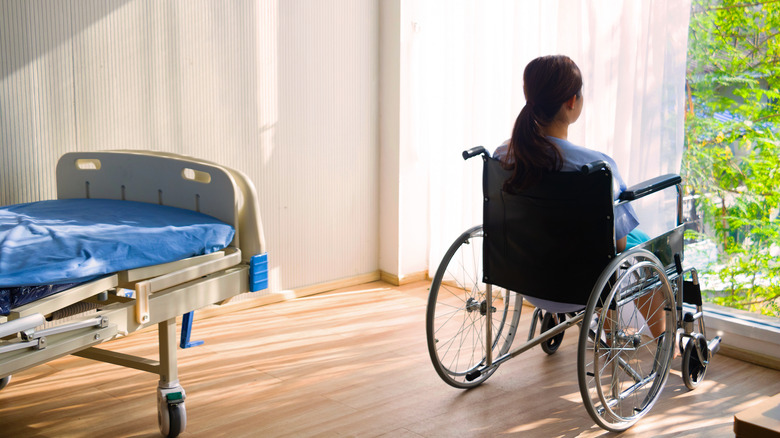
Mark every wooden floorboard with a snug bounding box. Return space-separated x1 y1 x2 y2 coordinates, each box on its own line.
1 280 778 437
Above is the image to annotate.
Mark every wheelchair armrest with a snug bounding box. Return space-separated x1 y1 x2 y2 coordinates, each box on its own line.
619 174 681 201
462 146 488 160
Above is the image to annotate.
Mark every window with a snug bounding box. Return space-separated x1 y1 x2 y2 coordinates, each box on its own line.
683 0 780 320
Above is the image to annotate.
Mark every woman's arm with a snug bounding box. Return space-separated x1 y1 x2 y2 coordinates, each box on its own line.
617 236 627 253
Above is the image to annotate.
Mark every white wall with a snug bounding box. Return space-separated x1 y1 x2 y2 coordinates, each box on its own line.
0 0 380 293
378 0 430 283
378 0 401 281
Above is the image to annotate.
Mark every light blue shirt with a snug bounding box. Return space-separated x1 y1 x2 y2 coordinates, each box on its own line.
493 137 639 240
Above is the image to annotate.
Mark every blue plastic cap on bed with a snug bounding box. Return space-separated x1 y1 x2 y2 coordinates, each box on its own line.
250 253 269 292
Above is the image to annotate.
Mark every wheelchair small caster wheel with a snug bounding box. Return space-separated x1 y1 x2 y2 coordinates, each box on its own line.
541 312 565 355
158 385 187 437
0 375 10 391
682 336 709 390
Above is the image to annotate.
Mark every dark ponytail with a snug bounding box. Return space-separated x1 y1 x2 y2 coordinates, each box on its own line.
504 55 583 192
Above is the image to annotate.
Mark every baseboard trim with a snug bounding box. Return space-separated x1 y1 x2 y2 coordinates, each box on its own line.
379 270 429 286
697 303 780 371
719 345 780 371
195 271 382 320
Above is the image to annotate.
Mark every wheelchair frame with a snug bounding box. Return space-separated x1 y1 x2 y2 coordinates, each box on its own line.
425 147 721 432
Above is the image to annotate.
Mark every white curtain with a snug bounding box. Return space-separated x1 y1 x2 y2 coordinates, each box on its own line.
415 0 692 276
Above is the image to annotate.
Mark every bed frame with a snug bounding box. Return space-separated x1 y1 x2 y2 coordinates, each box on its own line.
0 150 268 437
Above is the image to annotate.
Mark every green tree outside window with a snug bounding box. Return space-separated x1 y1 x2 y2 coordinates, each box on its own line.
683 0 780 316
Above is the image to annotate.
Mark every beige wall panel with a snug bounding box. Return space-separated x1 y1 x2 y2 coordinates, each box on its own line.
0 0 379 292
274 0 379 287
1 0 78 205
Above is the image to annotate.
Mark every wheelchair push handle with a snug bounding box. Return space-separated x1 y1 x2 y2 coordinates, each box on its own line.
462 146 489 160
581 160 609 175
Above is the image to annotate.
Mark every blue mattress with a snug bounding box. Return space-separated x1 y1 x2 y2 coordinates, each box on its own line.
1 199 235 314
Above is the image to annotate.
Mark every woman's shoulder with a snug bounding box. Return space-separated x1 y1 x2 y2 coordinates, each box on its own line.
548 137 616 171
492 140 511 161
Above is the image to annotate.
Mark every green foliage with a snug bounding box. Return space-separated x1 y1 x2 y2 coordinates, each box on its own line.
683 0 780 316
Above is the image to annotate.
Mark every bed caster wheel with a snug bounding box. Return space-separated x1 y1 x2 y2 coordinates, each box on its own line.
158 385 187 437
541 312 565 355
159 403 186 438
0 375 10 391
682 335 709 390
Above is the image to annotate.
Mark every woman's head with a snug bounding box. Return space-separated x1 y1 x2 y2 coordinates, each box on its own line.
522 55 583 124
505 55 583 191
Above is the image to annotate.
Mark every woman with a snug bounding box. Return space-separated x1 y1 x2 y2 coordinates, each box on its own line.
495 55 662 336
494 55 645 253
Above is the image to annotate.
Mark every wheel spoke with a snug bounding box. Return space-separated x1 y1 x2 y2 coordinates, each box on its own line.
426 226 521 388
579 250 675 431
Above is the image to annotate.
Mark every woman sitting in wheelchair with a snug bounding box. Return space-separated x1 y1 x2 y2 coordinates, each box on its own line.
427 54 718 433
493 55 660 333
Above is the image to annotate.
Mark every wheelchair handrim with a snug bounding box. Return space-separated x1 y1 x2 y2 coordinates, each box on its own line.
577 248 676 431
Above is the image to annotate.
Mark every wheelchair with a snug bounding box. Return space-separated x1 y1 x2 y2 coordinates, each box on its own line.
425 147 722 432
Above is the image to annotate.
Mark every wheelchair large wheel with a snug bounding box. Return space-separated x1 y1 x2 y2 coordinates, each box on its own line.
577 249 676 432
426 225 522 388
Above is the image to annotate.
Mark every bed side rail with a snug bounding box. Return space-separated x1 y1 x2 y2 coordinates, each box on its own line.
7 276 119 320
133 248 242 324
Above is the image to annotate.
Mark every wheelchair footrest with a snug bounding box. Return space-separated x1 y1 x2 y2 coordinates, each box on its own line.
708 336 721 356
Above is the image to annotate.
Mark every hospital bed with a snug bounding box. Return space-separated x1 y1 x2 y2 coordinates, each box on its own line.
426 147 721 431
0 150 268 437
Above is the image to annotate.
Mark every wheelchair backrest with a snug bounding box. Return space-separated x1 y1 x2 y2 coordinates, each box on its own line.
482 156 616 306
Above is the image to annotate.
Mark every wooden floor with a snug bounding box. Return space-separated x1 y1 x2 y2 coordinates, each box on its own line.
1 280 779 437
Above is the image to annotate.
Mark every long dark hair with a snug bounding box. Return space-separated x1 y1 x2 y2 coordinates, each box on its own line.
505 55 583 191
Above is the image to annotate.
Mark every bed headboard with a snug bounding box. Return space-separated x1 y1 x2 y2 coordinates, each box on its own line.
56 150 265 262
